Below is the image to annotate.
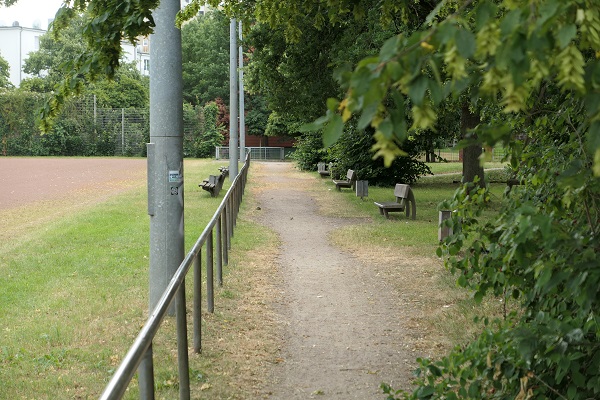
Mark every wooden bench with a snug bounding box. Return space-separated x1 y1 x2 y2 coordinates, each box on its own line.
374 184 416 219
199 173 225 197
332 169 357 191
317 162 332 177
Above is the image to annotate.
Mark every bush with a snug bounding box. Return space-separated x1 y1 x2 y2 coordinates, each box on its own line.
330 127 431 186
291 130 330 171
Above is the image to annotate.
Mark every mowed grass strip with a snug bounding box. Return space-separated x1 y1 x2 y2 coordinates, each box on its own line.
309 162 510 360
0 159 281 399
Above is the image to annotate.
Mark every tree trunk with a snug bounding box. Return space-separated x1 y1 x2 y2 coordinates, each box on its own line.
461 101 486 187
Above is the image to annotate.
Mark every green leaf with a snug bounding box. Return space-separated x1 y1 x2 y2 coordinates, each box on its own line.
455 29 476 59
378 118 394 139
299 115 329 132
326 98 340 111
428 79 443 105
537 0 560 28
322 113 343 148
500 9 523 36
408 75 429 106
357 101 379 130
586 121 600 156
556 24 577 49
379 35 400 62
474 1 498 31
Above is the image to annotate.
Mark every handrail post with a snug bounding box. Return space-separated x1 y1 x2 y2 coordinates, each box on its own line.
216 216 223 286
138 345 155 400
193 254 202 353
175 284 190 400
99 154 251 399
226 199 232 249
228 196 234 242
207 230 214 313
222 207 229 266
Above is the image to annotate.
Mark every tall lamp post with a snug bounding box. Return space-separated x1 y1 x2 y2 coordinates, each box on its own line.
229 18 238 178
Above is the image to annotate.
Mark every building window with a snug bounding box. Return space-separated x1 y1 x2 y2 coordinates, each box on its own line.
34 36 40 50
143 59 150 72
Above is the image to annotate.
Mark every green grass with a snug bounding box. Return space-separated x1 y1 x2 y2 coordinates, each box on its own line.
0 158 266 399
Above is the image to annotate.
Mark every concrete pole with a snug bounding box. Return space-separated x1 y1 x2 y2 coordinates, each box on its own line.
140 0 185 392
238 20 245 163
147 0 184 314
229 18 238 178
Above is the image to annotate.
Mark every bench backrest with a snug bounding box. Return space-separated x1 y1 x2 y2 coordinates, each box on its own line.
209 175 219 184
347 169 356 182
394 184 411 199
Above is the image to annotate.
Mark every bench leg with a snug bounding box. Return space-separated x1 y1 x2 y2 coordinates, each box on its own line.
383 209 390 219
378 207 384 216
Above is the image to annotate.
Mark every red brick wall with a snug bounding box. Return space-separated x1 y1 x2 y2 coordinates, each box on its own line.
226 134 295 148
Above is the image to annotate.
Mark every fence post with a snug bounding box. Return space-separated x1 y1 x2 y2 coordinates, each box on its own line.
138 346 155 400
216 215 223 286
193 253 202 353
222 207 229 266
175 284 190 400
207 230 214 313
121 108 125 156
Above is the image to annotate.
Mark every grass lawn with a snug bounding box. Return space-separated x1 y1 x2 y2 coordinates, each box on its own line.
0 159 281 399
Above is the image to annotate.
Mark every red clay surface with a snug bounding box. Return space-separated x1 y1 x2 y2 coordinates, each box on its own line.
0 157 147 210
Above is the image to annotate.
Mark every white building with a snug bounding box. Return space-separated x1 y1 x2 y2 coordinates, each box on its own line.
0 23 44 86
0 0 204 87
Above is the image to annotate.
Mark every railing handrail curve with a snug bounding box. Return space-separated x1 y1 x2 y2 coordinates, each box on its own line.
100 153 251 399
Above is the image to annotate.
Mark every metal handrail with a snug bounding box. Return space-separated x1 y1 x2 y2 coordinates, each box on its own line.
100 153 251 399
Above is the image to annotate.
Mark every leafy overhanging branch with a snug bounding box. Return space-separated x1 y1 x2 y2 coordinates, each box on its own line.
40 0 159 132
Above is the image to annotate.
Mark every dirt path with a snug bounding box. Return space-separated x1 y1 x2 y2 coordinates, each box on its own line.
254 162 412 399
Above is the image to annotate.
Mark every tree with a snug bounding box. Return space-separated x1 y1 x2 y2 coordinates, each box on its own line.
181 10 230 106
22 15 149 109
0 51 12 88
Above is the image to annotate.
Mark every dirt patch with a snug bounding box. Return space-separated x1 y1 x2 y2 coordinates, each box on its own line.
251 162 414 399
0 157 146 246
0 157 146 210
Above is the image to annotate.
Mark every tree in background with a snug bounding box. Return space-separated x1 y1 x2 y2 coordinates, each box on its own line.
0 52 12 88
181 10 230 106
183 101 224 158
22 14 148 109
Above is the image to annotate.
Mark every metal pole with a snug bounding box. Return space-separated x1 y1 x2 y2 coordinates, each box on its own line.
229 18 238 178
222 206 229 266
207 230 214 313
143 0 184 395
138 345 155 400
175 284 190 400
148 0 184 315
216 215 223 286
193 253 202 353
121 108 125 156
238 20 245 163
